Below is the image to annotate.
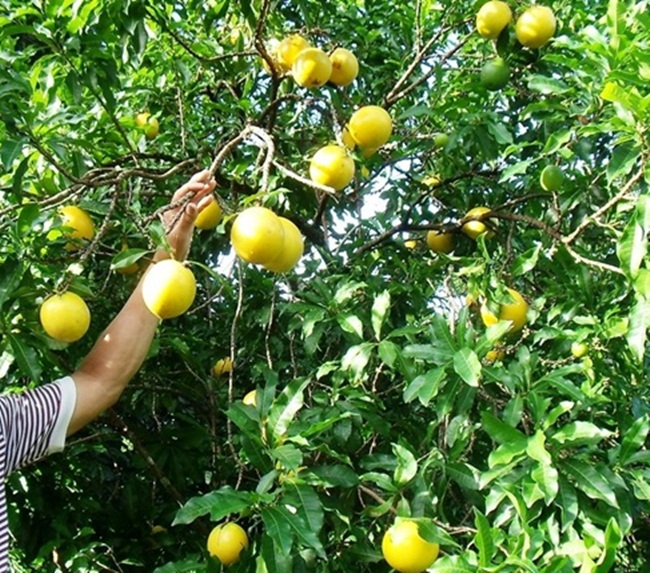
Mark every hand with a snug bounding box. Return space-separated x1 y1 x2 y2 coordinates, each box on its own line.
161 170 216 261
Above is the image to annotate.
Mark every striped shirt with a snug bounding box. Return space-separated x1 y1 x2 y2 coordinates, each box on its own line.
0 377 76 572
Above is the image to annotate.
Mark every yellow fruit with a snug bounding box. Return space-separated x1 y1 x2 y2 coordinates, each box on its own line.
516 5 557 49
481 288 528 333
231 206 285 264
348 106 393 149
476 0 513 39
382 520 440 573
342 126 356 150
142 259 196 319
422 175 441 187
194 198 222 230
242 389 257 406
292 47 332 88
40 291 91 343
571 342 589 358
486 345 506 363
329 47 359 86
264 217 304 273
309 145 355 191
426 231 454 254
135 112 150 127
462 207 494 240
145 117 159 139
212 357 234 377
60 205 95 249
276 34 310 71
207 522 249 566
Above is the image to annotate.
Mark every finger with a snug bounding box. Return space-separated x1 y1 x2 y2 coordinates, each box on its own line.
196 194 215 214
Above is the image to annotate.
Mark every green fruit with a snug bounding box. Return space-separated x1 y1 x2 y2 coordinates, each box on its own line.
571 342 588 358
480 58 510 91
433 133 449 149
540 165 564 191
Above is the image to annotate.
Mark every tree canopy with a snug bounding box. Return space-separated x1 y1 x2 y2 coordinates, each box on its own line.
1 0 649 571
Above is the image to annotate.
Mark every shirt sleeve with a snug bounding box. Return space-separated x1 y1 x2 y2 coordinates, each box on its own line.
0 376 77 476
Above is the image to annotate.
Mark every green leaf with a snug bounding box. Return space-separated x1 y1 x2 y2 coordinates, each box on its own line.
550 421 613 449
561 460 619 508
7 333 41 382
153 558 205 573
526 430 552 465
607 143 641 184
481 411 528 445
531 463 559 505
474 510 495 567
626 294 650 362
173 486 255 526
371 290 391 340
262 505 326 559
308 465 359 488
378 339 399 368
453 348 481 387
512 244 541 276
594 517 622 573
267 378 310 443
0 259 24 311
428 554 478 572
403 367 445 406
341 343 374 378
337 313 364 339
392 443 417 486
617 195 648 279
283 483 324 537
261 506 294 558
620 415 650 464
271 444 303 470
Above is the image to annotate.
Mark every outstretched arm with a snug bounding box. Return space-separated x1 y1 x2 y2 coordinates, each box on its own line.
67 170 216 435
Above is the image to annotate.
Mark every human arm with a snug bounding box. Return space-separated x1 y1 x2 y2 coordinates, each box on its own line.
66 170 216 435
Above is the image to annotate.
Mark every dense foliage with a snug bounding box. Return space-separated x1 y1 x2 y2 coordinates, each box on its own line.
1 0 649 571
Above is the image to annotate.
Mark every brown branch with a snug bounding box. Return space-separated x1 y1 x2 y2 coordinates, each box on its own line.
385 32 472 108
563 167 645 245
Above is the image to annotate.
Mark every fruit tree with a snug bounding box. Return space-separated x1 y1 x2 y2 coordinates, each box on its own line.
0 0 649 571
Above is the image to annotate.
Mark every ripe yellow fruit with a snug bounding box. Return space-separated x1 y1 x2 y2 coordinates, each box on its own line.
135 112 150 127
276 34 310 71
516 5 557 49
476 0 513 39
231 206 285 265
264 217 304 273
40 291 91 343
194 198 222 230
212 357 234 377
422 175 441 187
292 47 332 88
348 106 393 150
426 231 454 254
242 389 257 406
60 205 95 249
329 47 359 86
486 345 506 363
382 520 440 573
462 207 494 240
142 259 196 319
145 117 159 139
342 126 356 150
309 145 355 191
207 522 249 566
481 288 528 333
571 342 589 358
